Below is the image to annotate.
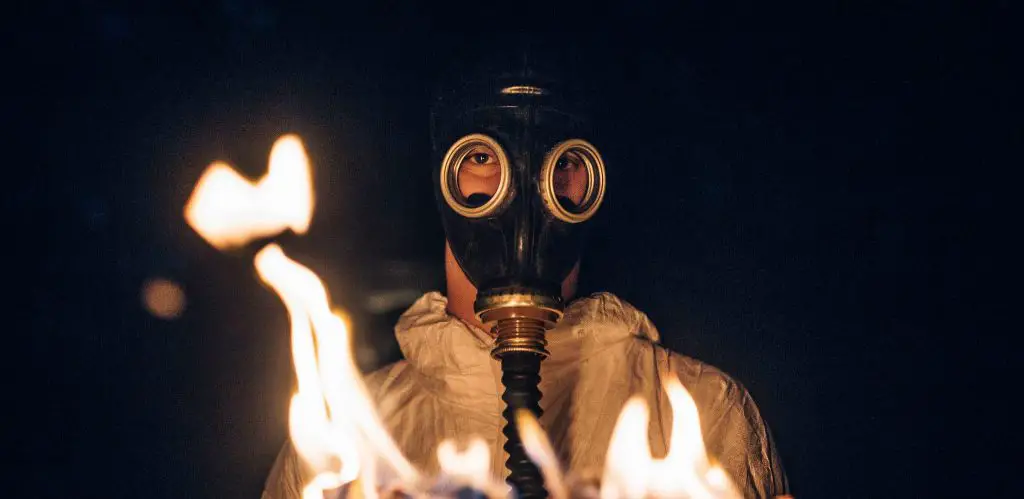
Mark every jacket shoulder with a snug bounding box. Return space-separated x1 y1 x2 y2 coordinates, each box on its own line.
261 439 310 499
652 344 790 498
655 345 748 409
365 359 412 392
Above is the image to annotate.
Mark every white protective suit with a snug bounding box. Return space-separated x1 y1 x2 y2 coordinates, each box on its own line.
263 292 789 498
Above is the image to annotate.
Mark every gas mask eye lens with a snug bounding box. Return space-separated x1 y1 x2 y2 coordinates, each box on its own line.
465 193 491 208
458 145 501 202
553 150 588 208
540 139 606 223
440 134 512 218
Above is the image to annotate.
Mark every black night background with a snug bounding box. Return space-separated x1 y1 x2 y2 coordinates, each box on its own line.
10 2 1012 498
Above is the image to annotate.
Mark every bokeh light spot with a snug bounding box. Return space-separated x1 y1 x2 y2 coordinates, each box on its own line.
142 277 186 320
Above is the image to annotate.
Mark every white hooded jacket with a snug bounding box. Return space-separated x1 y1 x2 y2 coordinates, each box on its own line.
263 292 788 498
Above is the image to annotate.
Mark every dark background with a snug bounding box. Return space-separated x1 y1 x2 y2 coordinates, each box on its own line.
12 2 1012 498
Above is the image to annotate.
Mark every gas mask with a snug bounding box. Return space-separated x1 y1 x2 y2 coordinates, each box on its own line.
431 70 606 355
431 63 606 497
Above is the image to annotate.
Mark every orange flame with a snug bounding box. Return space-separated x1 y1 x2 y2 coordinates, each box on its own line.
184 135 314 250
516 410 567 499
184 133 741 499
600 374 741 499
185 135 417 499
436 438 509 498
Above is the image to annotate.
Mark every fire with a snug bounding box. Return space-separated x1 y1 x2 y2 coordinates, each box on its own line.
184 133 742 499
515 410 567 499
600 376 741 499
436 438 508 498
184 135 314 250
184 135 417 498
256 245 418 497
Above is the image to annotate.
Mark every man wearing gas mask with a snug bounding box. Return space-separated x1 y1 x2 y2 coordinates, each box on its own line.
263 59 790 499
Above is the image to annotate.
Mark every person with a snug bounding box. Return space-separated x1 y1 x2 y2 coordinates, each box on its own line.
263 52 790 499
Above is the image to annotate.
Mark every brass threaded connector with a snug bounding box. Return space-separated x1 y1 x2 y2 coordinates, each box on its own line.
475 289 562 499
491 316 550 358
476 291 563 360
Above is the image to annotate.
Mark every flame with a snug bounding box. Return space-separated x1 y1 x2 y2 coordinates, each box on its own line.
185 135 417 498
185 133 746 499
184 135 314 250
516 409 567 499
600 375 741 499
255 246 418 489
436 438 508 498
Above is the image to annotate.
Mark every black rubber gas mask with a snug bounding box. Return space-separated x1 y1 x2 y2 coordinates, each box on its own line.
431 72 606 349
431 62 604 496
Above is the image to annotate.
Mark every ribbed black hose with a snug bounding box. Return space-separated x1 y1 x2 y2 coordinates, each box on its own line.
499 352 547 499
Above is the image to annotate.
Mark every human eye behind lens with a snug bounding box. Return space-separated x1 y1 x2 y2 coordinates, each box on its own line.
461 146 501 180
555 152 583 172
465 146 499 166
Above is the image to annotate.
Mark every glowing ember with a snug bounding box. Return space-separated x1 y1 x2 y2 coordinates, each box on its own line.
184 133 742 499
